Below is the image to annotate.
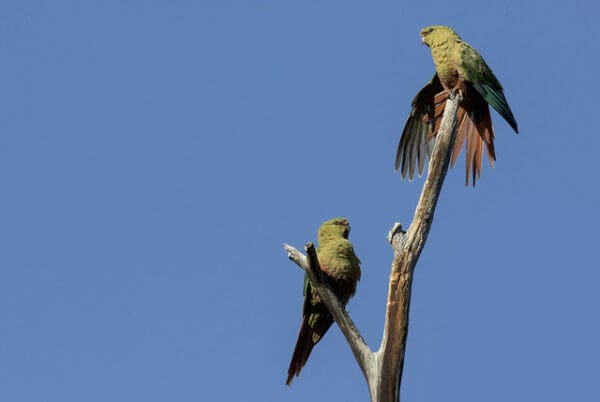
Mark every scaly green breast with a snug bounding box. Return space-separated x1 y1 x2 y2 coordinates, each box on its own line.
430 40 461 89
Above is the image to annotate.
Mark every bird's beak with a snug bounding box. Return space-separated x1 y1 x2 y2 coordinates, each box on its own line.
420 35 426 45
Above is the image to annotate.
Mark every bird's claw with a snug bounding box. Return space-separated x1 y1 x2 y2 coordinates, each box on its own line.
447 88 464 101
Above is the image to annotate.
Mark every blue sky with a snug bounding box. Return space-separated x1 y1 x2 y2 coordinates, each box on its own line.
1 1 598 401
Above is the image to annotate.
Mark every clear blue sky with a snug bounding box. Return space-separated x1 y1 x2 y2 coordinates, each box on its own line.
1 1 598 401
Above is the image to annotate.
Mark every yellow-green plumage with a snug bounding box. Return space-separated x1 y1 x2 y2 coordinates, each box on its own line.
422 25 518 131
286 217 361 385
396 25 518 185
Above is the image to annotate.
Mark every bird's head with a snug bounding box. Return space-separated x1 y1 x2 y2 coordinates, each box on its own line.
420 25 459 47
318 217 351 243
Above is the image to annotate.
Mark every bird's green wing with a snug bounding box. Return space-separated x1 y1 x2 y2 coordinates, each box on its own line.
301 273 312 314
461 44 519 133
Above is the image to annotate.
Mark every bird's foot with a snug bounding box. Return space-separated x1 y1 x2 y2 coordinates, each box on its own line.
447 88 465 101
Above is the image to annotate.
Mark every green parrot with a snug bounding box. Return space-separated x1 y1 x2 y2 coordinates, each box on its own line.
286 217 361 385
395 25 518 185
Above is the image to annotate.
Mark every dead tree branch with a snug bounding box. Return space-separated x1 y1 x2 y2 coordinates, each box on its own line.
375 94 460 402
283 94 461 402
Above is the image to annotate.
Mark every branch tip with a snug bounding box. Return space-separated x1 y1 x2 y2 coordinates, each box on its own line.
387 222 405 245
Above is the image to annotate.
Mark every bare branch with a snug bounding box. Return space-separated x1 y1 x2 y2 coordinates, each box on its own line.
283 243 308 270
375 94 461 402
283 242 376 383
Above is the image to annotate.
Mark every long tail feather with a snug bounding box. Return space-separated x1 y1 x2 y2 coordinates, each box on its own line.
286 318 319 385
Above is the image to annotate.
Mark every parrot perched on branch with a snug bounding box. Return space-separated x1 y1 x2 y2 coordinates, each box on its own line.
286 217 361 385
395 25 518 186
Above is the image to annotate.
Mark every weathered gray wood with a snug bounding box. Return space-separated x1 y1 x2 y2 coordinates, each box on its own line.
376 94 460 402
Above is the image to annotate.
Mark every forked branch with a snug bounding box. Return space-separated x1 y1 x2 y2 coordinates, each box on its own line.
283 94 461 402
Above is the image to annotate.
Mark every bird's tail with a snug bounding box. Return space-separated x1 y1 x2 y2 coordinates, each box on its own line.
286 318 319 386
414 89 497 186
453 102 496 186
